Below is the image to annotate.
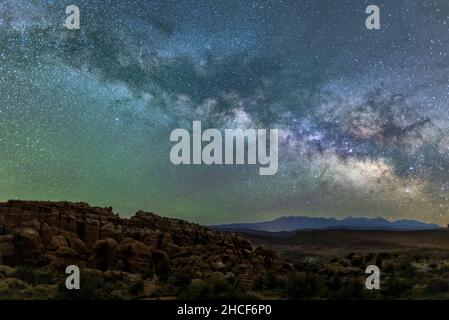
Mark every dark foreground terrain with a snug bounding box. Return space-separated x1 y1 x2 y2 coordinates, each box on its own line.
237 228 449 299
1 200 449 300
0 200 292 300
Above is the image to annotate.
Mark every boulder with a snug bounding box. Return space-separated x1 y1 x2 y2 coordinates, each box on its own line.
60 212 77 232
88 239 123 271
40 223 53 245
118 238 152 273
159 232 179 255
48 235 68 251
62 232 87 257
0 265 15 277
152 249 170 279
82 217 100 247
100 222 119 240
21 219 40 232
13 228 43 264
0 235 14 265
0 200 290 289
50 247 84 270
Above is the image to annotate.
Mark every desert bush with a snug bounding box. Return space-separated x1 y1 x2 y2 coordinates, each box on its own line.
382 262 397 273
286 272 326 300
350 256 363 268
364 253 376 265
429 262 438 270
168 272 192 288
54 270 122 300
128 280 145 296
149 284 177 298
178 278 254 300
141 270 154 280
426 278 449 295
253 271 285 290
339 259 351 267
376 252 392 262
12 266 54 285
374 254 384 268
325 275 342 292
327 278 366 300
346 253 356 260
412 254 424 261
439 264 449 272
397 261 416 278
382 277 413 299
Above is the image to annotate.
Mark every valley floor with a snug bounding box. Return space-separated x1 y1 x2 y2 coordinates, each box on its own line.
238 229 449 299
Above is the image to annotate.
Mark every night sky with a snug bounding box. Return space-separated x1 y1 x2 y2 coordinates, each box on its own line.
1 0 449 225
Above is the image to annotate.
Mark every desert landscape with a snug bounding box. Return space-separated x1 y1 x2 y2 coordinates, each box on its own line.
1 200 449 300
0 200 293 300
238 228 449 299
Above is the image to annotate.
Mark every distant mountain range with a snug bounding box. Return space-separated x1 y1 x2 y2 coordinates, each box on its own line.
212 216 442 232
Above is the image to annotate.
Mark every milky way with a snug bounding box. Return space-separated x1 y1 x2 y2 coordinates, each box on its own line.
1 0 449 224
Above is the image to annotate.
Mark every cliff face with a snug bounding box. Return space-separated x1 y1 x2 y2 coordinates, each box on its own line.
0 200 291 287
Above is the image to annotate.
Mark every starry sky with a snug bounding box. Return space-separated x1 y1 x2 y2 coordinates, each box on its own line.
1 0 449 225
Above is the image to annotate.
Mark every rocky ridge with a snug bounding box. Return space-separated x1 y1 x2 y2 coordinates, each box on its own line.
0 200 292 288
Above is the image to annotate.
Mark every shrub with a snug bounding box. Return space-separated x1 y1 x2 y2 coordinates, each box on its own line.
382 262 397 273
397 261 416 278
149 284 177 298
253 271 284 290
54 270 121 300
382 277 413 299
141 270 154 280
375 255 383 268
350 256 363 268
329 278 366 300
12 266 54 285
178 278 254 300
325 275 342 292
286 273 326 300
328 278 366 300
426 278 449 295
168 272 192 288
128 280 145 296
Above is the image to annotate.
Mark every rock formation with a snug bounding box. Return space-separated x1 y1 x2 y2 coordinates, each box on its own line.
0 200 292 287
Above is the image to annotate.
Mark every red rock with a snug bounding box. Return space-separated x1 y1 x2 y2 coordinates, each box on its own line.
88 239 123 271
13 228 43 264
48 235 68 251
0 200 289 288
100 222 119 240
40 222 53 245
118 238 152 273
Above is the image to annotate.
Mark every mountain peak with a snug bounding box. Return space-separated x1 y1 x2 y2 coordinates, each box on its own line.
213 215 441 232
